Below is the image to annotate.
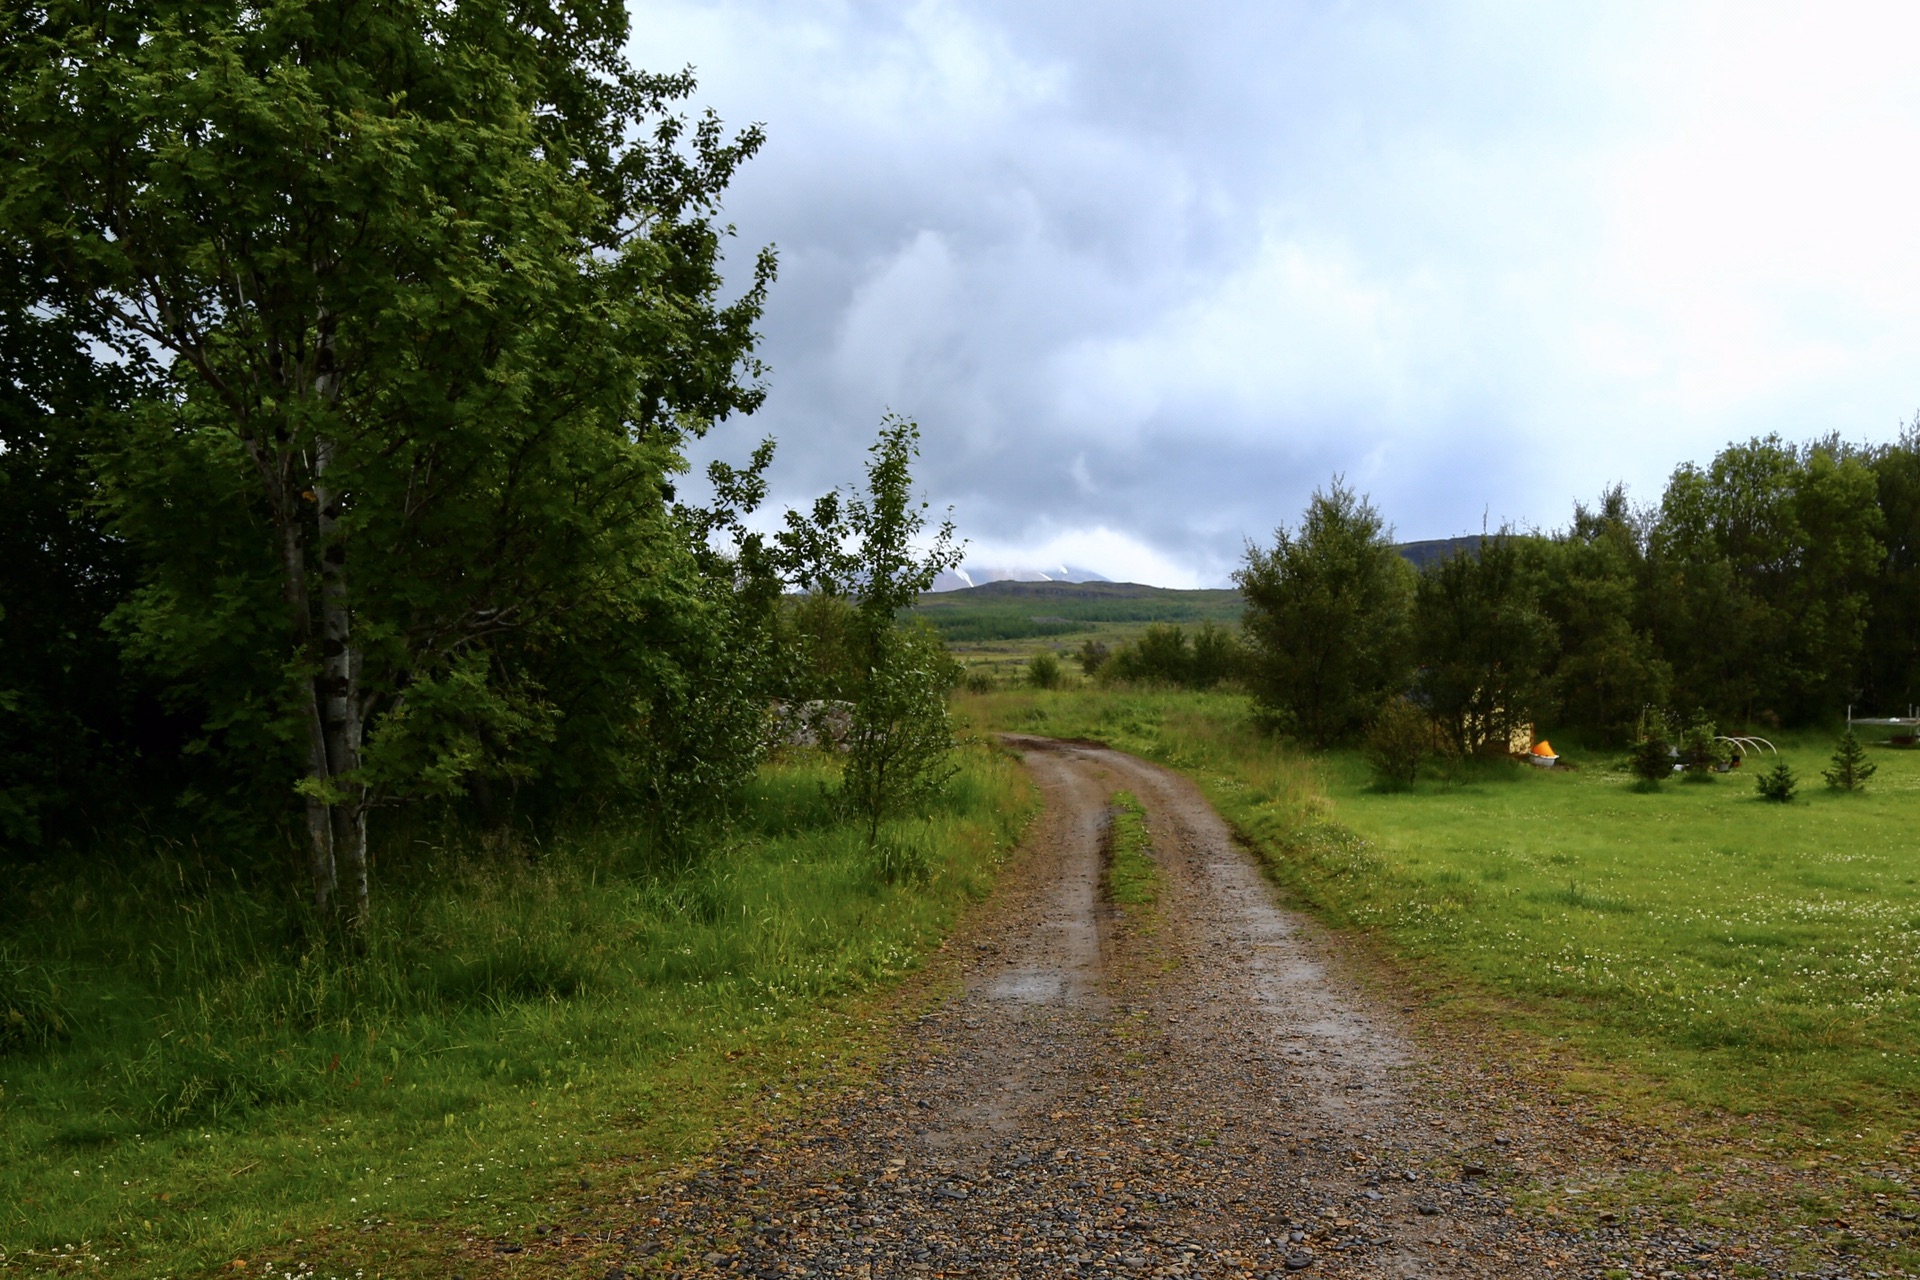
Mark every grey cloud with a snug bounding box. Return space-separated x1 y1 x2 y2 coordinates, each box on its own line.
647 0 1920 585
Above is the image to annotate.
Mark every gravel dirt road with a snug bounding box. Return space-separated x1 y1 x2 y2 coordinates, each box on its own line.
532 737 1909 1280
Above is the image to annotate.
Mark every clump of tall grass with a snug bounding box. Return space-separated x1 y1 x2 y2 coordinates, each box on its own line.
6 752 1019 1127
0 943 69 1052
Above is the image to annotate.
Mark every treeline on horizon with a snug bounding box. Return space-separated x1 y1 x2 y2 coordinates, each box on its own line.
1234 428 1920 751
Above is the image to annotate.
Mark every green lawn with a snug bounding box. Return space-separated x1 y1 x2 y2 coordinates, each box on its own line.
968 689 1920 1145
1319 736 1920 1133
0 745 1032 1277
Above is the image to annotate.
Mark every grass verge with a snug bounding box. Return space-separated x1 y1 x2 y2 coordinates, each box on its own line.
0 741 1034 1277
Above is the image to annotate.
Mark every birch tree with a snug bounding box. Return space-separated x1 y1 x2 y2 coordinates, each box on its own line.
0 0 772 924
776 417 963 849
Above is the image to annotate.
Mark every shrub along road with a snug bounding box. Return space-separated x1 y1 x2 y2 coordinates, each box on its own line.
469 739 1908 1279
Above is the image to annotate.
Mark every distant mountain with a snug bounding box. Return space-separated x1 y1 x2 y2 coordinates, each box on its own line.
921 579 1236 605
926 540 1491 593
1393 536 1488 570
931 563 1111 592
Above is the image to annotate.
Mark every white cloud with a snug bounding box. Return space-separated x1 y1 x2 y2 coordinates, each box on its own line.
832 229 962 401
1050 229 1418 444
1593 2 1920 424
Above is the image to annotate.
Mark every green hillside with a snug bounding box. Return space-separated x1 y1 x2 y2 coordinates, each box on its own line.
913 580 1243 643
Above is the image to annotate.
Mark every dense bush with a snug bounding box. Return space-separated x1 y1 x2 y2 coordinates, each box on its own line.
1102 622 1240 690
1190 620 1241 688
1677 712 1732 779
0 258 193 846
1364 696 1439 790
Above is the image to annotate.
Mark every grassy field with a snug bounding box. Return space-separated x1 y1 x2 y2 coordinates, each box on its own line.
966 689 1920 1150
0 744 1033 1277
916 581 1243 684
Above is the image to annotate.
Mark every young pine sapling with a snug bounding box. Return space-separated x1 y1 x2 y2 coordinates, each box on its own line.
1822 730 1877 792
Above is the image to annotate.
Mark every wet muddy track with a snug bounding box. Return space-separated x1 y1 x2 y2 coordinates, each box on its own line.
548 738 1903 1280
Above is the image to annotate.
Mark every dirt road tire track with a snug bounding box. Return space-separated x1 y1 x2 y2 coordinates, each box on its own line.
551 737 1864 1279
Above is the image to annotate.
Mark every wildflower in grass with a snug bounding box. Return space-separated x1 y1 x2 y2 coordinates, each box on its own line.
1822 729 1877 792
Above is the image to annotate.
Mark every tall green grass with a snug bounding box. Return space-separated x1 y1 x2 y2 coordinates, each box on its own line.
1105 791 1157 911
966 689 1920 1149
0 745 1032 1275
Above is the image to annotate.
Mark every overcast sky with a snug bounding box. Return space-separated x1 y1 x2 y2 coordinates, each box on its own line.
635 1 1920 587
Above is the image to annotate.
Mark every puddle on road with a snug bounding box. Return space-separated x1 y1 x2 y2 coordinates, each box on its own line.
988 969 1067 1003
